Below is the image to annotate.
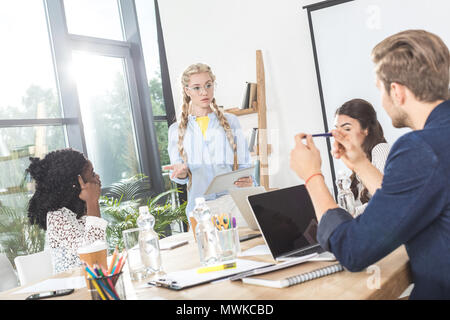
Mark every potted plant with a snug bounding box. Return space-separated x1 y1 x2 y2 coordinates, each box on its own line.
100 175 187 252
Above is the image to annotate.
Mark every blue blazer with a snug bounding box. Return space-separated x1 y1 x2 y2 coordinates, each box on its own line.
317 100 450 299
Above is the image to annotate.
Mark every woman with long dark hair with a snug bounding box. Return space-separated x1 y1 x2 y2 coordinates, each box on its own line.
334 99 390 216
26 148 106 273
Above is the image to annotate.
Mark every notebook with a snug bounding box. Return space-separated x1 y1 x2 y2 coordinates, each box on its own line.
247 184 335 262
242 263 344 288
229 186 266 230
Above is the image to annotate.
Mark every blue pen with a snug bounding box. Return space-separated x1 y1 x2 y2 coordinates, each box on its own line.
311 133 332 138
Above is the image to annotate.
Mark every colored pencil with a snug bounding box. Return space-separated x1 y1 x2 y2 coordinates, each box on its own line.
97 277 118 300
113 250 127 275
100 266 120 299
108 246 119 274
83 262 98 279
88 275 107 300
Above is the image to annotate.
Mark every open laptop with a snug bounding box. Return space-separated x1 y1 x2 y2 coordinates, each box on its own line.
229 186 266 231
247 184 335 262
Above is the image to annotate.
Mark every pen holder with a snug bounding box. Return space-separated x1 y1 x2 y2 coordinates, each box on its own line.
87 272 126 300
217 228 239 262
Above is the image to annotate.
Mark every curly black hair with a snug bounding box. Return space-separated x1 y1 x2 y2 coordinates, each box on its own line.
26 148 88 230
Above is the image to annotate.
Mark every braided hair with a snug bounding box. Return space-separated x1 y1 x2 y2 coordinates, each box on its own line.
178 63 238 190
26 148 88 230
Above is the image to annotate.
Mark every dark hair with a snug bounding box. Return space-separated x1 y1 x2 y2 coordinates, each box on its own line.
26 148 88 230
335 99 387 203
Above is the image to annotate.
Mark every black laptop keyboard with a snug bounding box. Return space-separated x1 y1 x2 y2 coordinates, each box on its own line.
287 245 324 258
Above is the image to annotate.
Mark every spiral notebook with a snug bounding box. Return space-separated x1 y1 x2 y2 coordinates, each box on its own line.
242 263 344 288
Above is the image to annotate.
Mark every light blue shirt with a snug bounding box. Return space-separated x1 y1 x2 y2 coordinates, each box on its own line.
168 112 253 215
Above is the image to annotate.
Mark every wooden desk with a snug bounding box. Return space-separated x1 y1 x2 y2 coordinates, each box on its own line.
0 229 412 300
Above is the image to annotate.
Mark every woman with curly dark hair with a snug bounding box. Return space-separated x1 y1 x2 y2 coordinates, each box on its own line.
26 148 107 273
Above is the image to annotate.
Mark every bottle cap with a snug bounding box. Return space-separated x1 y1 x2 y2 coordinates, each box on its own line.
195 197 206 206
139 206 149 215
337 170 346 178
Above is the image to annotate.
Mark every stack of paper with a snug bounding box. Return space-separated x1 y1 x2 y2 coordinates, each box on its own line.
14 276 86 295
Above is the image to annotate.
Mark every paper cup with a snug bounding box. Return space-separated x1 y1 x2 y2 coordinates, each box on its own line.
78 241 108 287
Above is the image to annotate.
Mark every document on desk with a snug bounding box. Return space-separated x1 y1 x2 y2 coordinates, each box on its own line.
13 276 86 294
229 253 318 281
148 259 273 290
238 244 271 257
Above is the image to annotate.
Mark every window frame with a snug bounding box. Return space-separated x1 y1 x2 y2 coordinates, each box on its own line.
43 0 166 194
0 0 174 195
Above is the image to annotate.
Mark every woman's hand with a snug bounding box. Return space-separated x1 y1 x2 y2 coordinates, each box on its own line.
78 175 101 217
163 163 188 179
234 176 253 188
331 129 368 171
289 133 322 181
78 175 101 203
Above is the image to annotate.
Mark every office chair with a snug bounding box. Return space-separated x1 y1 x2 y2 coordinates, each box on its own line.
14 250 53 286
0 253 19 292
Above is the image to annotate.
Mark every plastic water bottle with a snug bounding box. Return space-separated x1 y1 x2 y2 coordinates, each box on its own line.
335 171 356 216
137 206 162 274
192 197 221 266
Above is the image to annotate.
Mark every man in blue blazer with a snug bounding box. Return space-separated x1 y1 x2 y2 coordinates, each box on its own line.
290 29 450 299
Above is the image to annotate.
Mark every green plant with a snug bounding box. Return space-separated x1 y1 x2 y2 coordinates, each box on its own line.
0 204 45 265
100 175 187 253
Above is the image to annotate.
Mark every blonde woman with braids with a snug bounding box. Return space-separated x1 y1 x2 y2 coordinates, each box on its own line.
164 63 253 218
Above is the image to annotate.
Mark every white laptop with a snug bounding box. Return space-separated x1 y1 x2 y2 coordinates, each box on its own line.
228 186 266 231
247 184 335 262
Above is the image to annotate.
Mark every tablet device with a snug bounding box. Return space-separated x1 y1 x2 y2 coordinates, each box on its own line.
204 165 255 195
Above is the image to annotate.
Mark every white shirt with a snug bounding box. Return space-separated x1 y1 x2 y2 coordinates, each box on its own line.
46 207 108 274
354 142 391 217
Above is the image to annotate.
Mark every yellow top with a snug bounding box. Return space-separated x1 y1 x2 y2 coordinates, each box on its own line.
196 116 210 138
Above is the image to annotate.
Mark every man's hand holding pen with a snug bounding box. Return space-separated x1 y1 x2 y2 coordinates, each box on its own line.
290 133 322 181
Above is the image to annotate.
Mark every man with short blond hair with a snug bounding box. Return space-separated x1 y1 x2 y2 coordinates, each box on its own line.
290 29 450 299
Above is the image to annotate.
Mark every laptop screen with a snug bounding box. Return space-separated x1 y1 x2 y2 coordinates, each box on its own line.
247 184 319 258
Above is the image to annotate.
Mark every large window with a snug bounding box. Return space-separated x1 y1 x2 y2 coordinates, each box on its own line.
0 1 61 120
136 0 176 189
63 0 124 41
0 1 68 264
0 0 175 265
71 52 140 187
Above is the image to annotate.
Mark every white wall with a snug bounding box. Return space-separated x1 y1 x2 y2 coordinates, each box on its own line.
158 0 334 191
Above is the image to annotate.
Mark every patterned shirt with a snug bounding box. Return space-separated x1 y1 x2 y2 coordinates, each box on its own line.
46 207 108 274
354 142 391 216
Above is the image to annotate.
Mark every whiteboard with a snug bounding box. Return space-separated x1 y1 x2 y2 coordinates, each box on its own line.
308 0 450 181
